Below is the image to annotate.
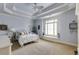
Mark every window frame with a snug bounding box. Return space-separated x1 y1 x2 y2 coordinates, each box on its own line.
44 19 57 37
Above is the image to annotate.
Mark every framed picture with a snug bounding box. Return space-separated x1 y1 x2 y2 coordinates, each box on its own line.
0 24 8 30
69 22 77 30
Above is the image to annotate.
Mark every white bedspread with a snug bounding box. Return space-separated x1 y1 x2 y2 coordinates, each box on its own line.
18 33 39 46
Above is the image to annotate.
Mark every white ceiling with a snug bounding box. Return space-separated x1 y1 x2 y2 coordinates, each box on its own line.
0 3 76 19
0 3 52 18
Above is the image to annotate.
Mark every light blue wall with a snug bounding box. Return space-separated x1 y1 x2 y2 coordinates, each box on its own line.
34 8 77 45
33 19 43 36
57 8 77 44
0 14 33 32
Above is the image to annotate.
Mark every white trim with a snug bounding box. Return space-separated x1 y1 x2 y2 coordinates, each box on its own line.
76 3 79 15
33 3 55 15
12 6 32 16
40 6 75 19
42 36 77 47
76 4 79 54
41 4 56 11
9 43 13 55
2 3 32 18
35 4 68 17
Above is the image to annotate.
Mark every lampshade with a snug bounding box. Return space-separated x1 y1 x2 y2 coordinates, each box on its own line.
10 28 16 32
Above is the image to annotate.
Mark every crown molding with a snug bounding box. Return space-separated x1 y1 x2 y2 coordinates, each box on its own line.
2 3 32 19
76 4 79 15
12 6 32 16
38 6 75 19
35 4 68 17
33 3 54 15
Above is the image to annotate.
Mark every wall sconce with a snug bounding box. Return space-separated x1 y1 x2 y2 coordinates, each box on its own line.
69 20 77 31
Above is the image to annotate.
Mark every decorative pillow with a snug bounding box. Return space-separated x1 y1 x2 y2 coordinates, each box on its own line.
21 32 25 35
8 31 13 37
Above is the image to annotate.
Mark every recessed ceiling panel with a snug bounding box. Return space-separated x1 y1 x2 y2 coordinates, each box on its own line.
14 3 34 13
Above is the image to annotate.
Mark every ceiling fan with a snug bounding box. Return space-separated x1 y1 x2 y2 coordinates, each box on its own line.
32 3 44 11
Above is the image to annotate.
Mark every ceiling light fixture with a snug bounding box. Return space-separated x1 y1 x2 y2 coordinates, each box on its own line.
32 3 44 11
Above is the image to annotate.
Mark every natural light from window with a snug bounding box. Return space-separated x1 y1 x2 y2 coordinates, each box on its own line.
45 19 57 37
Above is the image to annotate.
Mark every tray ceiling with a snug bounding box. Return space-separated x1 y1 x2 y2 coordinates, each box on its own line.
0 3 76 19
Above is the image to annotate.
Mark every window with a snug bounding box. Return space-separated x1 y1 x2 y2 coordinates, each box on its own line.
45 19 57 37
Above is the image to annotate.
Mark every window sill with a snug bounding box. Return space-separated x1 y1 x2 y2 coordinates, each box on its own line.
42 35 77 47
43 35 58 39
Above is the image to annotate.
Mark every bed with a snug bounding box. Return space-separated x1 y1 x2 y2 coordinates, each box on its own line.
18 33 39 46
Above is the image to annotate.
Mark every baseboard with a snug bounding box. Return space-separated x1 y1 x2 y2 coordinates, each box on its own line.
41 36 77 47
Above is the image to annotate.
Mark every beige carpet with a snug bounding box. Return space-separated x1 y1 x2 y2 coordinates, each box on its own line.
12 39 77 55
